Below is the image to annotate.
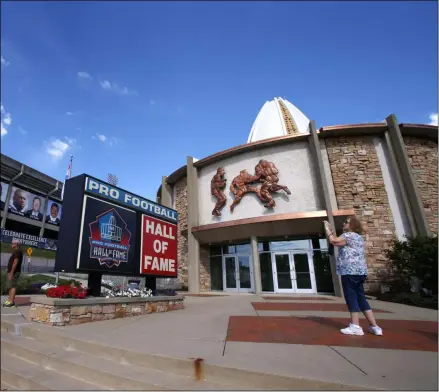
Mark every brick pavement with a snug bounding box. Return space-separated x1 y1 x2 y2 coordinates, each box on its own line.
262 296 335 301
252 302 390 313
227 316 438 352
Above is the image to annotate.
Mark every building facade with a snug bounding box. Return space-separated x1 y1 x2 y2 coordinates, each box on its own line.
158 98 438 296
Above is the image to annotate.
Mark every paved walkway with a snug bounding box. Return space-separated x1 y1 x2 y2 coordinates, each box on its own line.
2 293 438 390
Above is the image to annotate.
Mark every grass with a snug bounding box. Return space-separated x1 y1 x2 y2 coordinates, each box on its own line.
1 242 56 259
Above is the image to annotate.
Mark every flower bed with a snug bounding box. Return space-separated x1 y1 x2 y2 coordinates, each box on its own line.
29 295 185 326
46 284 88 299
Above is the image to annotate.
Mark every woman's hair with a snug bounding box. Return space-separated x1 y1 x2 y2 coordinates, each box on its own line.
348 215 364 235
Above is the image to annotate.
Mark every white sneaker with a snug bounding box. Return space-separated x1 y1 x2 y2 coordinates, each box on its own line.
340 323 364 336
368 325 383 336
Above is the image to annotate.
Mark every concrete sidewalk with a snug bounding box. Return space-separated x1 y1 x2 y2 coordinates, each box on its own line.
7 293 436 390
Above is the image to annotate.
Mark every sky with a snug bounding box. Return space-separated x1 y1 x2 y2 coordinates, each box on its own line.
1 1 437 201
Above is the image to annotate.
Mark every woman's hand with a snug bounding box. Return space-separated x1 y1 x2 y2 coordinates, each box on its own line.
324 220 347 247
323 220 333 236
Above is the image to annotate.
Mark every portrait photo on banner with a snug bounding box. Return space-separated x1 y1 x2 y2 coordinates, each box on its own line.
46 199 63 226
0 181 9 211
8 186 45 222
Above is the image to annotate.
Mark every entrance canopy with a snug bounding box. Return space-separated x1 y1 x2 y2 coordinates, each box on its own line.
192 209 354 244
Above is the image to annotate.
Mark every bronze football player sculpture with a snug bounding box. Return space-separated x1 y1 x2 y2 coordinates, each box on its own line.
229 169 261 212
229 160 291 211
211 167 227 216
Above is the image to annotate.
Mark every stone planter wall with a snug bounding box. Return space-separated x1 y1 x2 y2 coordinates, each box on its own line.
29 296 184 326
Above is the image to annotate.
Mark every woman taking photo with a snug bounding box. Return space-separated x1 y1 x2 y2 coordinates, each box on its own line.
324 216 383 336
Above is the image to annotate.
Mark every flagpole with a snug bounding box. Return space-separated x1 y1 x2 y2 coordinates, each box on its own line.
69 155 73 178
57 155 73 286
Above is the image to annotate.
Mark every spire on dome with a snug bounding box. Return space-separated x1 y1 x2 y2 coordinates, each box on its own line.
247 97 310 143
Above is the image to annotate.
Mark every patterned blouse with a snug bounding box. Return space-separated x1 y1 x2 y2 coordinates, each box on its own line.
336 231 368 276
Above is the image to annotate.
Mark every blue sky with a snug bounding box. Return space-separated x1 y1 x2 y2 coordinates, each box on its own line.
1 1 437 201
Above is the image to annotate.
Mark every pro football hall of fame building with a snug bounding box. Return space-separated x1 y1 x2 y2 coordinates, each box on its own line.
156 97 437 297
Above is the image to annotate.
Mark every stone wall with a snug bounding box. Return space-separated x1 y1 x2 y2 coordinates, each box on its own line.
199 245 211 292
174 177 189 289
403 137 438 235
29 297 185 327
326 136 396 291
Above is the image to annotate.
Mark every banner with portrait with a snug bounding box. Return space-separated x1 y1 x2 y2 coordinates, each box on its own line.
8 186 45 222
0 181 9 212
1 228 57 250
46 199 62 226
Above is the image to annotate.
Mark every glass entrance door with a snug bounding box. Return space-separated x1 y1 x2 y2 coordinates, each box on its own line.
292 252 316 294
222 255 254 292
272 253 294 293
272 252 316 294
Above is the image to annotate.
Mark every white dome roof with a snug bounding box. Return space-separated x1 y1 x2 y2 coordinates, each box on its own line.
247 97 311 143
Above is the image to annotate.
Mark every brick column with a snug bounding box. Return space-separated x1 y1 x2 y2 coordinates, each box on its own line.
251 236 262 294
308 120 343 298
386 115 430 237
160 176 172 208
186 156 200 293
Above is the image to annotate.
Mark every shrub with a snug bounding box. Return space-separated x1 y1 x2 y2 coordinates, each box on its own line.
0 270 82 295
384 235 438 294
154 289 177 297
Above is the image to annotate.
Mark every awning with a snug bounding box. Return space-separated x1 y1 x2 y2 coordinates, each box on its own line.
191 209 355 244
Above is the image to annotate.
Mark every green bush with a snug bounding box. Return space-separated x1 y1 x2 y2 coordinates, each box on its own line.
1 270 82 295
384 235 438 294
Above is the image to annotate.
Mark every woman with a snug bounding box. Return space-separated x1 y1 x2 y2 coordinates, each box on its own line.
324 216 383 336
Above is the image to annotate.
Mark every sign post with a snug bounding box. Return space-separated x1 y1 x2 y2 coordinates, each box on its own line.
26 247 32 272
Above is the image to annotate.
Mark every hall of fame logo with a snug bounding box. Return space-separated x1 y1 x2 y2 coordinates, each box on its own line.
88 209 131 268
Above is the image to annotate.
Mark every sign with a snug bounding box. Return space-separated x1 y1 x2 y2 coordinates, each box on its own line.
140 215 177 277
27 247 33 257
46 199 62 226
0 182 9 211
89 208 131 268
77 196 137 273
7 186 45 222
1 229 57 250
85 177 177 223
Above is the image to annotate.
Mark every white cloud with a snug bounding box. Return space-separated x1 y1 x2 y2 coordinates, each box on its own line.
3 112 12 125
93 133 107 142
92 133 118 146
428 113 438 126
77 71 92 80
0 103 12 138
149 99 156 105
18 126 27 135
1 123 7 138
66 111 74 116
100 80 112 90
108 137 118 146
99 80 138 96
46 137 76 160
1 55 10 67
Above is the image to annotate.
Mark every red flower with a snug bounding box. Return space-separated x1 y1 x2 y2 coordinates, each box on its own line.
45 284 87 299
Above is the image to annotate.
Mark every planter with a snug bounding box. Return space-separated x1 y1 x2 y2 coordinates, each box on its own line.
28 295 185 326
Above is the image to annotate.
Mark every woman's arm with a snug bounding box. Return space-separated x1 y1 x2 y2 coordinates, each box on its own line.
327 232 347 247
324 221 347 247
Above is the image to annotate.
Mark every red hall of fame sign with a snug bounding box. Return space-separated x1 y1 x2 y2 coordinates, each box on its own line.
140 215 178 276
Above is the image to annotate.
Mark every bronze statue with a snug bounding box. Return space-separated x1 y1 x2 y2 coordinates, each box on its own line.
229 160 291 211
229 169 260 212
211 167 227 216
